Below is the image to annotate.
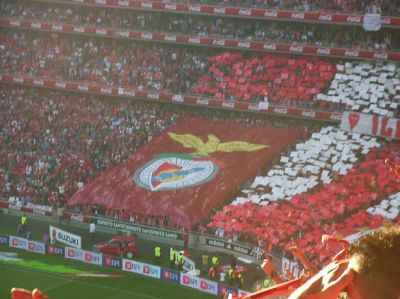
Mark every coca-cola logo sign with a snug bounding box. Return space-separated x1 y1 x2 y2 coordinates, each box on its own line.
274 107 288 114
344 50 359 57
74 26 85 33
116 31 129 38
238 41 250 48
373 52 388 60
290 46 303 52
10 20 21 26
141 33 153 39
188 5 201 12
52 24 63 31
263 43 277 50
214 7 226 14
141 2 153 8
248 103 259 111
316 48 331 55
238 9 251 16
301 110 316 118
264 11 278 17
147 93 160 100
330 113 342 121
55 82 66 88
33 79 44 86
70 214 84 222
165 3 176 10
188 37 201 44
346 16 362 23
222 101 235 109
380 17 390 25
318 14 332 21
165 35 176 41
100 87 112 94
31 22 42 29
95 29 107 35
213 40 225 46
172 95 184 102
197 98 209 105
291 12 304 19
124 90 136 97
117 0 129 6
77 84 89 91
13 77 24 83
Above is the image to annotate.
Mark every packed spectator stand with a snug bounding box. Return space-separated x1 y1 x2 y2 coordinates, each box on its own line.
1 86 315 226
1 0 400 289
0 31 332 107
2 1 399 51
0 87 178 208
56 0 400 16
209 131 400 265
1 30 399 116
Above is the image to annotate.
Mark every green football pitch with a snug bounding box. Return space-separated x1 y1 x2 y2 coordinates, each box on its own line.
0 248 217 299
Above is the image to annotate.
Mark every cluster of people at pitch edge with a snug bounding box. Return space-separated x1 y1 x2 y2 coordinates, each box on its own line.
205 253 244 288
153 245 184 271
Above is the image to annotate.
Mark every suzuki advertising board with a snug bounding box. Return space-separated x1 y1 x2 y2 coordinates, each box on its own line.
161 268 180 284
122 259 161 279
27 240 45 254
9 236 27 250
103 255 122 269
47 245 64 256
50 225 82 248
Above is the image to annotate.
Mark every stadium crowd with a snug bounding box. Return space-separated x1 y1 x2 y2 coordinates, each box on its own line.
0 31 342 109
0 86 178 209
1 0 399 286
1 1 399 52
0 31 209 94
58 0 400 15
0 86 316 227
208 143 400 265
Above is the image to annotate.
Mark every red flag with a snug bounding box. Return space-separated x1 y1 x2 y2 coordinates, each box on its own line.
68 118 300 228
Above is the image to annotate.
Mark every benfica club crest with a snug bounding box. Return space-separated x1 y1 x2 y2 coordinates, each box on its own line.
133 132 269 191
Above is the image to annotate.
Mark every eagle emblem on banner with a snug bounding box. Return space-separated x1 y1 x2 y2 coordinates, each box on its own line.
133 132 269 191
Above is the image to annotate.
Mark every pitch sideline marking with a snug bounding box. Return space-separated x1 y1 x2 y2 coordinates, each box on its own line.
0 264 161 299
42 280 74 292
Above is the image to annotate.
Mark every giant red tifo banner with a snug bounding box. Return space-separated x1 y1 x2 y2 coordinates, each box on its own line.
68 118 301 228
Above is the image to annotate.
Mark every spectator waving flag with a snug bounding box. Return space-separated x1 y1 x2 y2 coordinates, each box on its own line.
68 118 301 228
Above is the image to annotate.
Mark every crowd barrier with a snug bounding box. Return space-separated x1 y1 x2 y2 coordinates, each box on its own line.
63 211 267 259
63 211 185 241
48 0 400 26
0 201 52 217
1 18 399 62
0 202 264 259
0 74 342 122
0 234 250 297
